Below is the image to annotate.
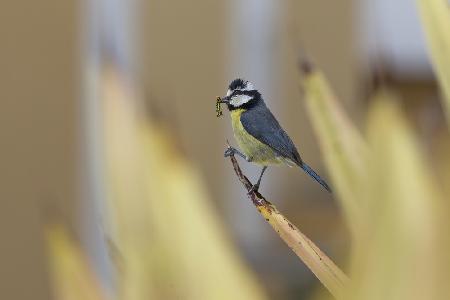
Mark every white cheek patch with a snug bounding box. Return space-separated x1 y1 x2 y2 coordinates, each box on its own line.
230 94 252 107
242 82 254 91
226 89 232 96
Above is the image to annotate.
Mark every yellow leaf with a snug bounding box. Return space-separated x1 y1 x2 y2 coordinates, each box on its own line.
417 0 450 124
101 66 268 300
45 225 107 300
301 65 369 237
347 91 450 300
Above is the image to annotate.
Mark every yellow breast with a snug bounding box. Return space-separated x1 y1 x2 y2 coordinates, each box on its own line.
230 109 282 165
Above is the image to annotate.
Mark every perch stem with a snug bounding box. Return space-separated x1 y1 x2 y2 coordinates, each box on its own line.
228 154 349 299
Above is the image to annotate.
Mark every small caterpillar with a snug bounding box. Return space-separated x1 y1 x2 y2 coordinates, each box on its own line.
216 97 223 117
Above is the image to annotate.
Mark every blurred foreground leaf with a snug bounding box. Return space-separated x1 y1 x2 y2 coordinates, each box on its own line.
300 63 369 236
417 0 450 124
345 91 450 300
45 225 106 300
301 60 450 299
101 67 267 300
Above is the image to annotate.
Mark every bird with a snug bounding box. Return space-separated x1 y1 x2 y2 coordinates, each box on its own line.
218 78 331 193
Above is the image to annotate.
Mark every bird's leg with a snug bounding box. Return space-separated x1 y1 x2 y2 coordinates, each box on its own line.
249 166 267 194
224 146 251 162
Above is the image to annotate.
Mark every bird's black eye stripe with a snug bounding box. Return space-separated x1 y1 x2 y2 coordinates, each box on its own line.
231 90 244 97
232 90 255 97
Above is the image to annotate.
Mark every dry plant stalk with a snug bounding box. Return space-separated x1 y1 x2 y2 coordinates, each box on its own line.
227 154 348 299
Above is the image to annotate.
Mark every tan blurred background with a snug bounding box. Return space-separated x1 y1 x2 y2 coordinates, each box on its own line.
0 0 443 299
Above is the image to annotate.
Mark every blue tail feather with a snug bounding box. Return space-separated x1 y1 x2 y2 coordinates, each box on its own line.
300 163 332 193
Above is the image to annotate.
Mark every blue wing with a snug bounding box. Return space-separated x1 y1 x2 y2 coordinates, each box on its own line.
240 104 302 165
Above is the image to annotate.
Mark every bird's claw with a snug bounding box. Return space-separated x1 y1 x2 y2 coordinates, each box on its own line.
224 147 235 157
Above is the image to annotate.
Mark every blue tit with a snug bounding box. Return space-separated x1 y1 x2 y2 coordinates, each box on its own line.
219 78 331 193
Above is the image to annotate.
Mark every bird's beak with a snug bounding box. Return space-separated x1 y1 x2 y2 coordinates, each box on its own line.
219 96 230 103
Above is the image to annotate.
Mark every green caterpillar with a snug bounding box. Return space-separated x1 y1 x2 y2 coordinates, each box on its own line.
216 97 223 117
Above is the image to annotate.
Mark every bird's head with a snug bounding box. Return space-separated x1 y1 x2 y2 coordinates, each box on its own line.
219 78 261 110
